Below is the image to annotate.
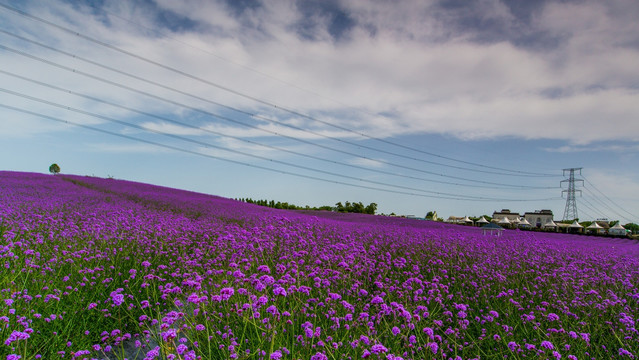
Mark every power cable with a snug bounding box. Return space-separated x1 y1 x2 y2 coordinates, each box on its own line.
0 28 551 180
0 100 562 203
0 69 555 191
582 186 634 224
0 88 561 201
0 2 560 178
583 176 638 222
0 42 557 190
578 197 609 220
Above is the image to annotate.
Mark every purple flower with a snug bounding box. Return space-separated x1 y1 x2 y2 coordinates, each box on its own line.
176 344 188 355
429 342 439 354
391 326 400 336
371 296 384 304
7 355 21 360
541 341 554 350
371 344 388 354
110 289 125 306
547 313 560 321
187 293 201 304
310 352 328 360
619 348 634 357
305 327 314 338
423 327 434 339
220 287 235 300
145 346 160 359
270 350 282 360
4 330 30 346
273 287 287 297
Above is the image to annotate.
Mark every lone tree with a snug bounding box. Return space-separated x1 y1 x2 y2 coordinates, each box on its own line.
49 163 60 175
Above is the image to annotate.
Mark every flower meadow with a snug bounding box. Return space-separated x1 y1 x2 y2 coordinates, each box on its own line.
1 171 638 360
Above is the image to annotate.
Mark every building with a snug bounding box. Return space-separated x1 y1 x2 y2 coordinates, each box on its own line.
492 209 521 223
609 223 628 236
523 210 554 228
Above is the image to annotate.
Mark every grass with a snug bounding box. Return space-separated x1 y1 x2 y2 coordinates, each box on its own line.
0 171 638 359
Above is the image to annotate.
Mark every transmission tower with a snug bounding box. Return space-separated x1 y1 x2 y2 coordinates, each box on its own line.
561 168 584 221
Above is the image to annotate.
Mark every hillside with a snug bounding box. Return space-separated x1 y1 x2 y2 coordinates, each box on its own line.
1 171 638 359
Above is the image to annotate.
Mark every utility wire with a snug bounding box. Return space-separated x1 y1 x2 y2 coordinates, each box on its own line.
583 176 638 222
0 42 558 190
0 2 560 178
0 69 555 191
582 185 634 224
0 101 562 203
0 28 551 180
0 88 562 202
99 5 566 179
578 197 609 220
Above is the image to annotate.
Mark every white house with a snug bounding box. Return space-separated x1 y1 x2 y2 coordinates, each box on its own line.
609 223 628 236
492 209 521 222
523 210 554 228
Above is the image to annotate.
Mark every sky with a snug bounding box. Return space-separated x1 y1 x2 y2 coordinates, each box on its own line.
1 0 638 222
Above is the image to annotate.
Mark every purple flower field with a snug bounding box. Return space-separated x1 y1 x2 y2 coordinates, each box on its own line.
1 171 638 360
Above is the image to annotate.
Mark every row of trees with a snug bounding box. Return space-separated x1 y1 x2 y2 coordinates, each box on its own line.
238 198 377 215
334 201 377 215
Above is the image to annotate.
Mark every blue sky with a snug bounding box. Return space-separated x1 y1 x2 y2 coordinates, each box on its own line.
1 0 638 222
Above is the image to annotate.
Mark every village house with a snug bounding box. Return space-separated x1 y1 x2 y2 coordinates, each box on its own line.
491 209 521 223
523 209 554 228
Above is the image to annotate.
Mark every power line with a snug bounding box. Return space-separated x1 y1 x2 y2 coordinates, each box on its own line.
578 196 609 220
582 183 634 224
0 69 555 191
0 28 553 180
0 42 557 190
97 4 567 179
0 100 561 203
583 176 638 222
0 89 559 201
0 2 560 178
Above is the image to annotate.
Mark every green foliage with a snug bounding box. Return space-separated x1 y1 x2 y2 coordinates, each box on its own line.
624 223 639 234
48 163 60 174
334 201 377 214
239 198 378 214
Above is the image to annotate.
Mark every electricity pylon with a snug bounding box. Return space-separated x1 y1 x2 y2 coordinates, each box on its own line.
561 168 584 221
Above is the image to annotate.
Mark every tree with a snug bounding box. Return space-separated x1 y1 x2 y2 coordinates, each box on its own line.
624 223 639 235
49 163 60 175
425 211 438 220
365 203 377 215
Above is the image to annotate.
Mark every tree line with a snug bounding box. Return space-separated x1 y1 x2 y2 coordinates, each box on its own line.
238 198 377 214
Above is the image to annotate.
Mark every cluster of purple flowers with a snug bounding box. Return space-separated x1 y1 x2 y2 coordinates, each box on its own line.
0 171 638 359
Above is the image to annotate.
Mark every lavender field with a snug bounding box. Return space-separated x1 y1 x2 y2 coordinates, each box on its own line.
1 171 638 360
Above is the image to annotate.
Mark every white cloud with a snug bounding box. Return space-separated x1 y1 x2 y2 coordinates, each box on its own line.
1 0 638 147
88 142 169 154
347 157 386 168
